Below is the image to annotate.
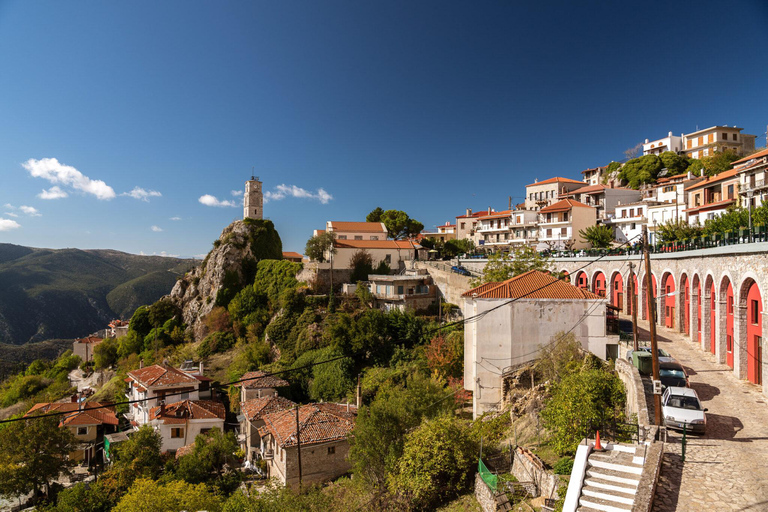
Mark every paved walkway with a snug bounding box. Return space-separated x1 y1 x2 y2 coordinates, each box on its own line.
625 317 768 512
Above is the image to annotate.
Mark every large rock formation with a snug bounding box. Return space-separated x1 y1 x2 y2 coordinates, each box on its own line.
167 219 282 340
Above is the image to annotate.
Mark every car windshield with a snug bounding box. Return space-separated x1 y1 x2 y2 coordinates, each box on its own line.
659 349 671 357
660 369 685 379
667 396 701 410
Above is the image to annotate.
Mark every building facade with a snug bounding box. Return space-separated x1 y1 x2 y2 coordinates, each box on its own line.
525 177 585 211
244 177 263 220
367 270 436 312
735 148 768 210
537 199 596 250
643 132 683 156
683 126 756 159
685 169 740 226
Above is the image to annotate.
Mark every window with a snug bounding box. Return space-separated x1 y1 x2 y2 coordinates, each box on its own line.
546 228 552 237
171 428 184 438
629 208 634 217
630 223 636 230
563 212 569 222
727 185 734 199
370 236 378 240
354 235 363 240
460 222 465 230
385 254 391 263
397 286 404 295
560 227 567 237
722 132 727 140
733 133 738 141
337 235 347 240
751 299 760 324
77 427 88 436
546 213 552 222
328 446 336 455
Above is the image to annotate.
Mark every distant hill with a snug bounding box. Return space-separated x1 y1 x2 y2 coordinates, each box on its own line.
0 244 195 346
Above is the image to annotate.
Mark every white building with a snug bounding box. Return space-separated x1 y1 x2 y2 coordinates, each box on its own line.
149 400 226 453
537 199 596 250
683 126 756 159
462 271 618 418
612 202 655 244
643 132 683 156
735 148 768 209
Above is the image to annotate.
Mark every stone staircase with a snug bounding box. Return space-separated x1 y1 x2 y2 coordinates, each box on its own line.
576 443 645 512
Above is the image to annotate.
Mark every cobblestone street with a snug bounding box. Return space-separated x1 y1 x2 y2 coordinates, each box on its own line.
627 318 768 511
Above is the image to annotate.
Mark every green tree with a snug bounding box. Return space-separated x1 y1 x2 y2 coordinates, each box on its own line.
304 231 336 262
380 209 424 239
659 151 690 175
93 337 119 369
366 207 384 223
579 224 614 249
442 238 475 258
113 478 223 512
112 425 164 481
618 155 664 188
0 415 77 499
473 246 552 286
701 150 739 176
387 415 478 508
656 219 704 242
350 249 375 282
175 428 240 492
687 159 704 176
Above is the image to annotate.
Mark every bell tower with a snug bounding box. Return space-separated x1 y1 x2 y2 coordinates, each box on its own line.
244 176 263 220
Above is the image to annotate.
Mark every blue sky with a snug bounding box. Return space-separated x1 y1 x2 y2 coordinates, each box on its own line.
1 1 767 257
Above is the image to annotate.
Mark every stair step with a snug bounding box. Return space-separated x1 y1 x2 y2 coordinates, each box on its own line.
584 478 637 495
578 497 632 512
588 459 643 475
581 488 634 506
586 469 640 487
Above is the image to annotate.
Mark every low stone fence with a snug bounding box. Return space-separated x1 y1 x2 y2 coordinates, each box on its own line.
615 358 650 427
512 447 560 502
474 473 497 512
633 441 664 512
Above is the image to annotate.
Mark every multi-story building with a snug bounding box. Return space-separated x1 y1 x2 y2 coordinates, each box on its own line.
684 168 740 226
734 148 768 209
612 201 656 244
683 126 756 159
455 208 493 242
476 210 512 248
537 199 596 250
508 210 539 247
367 269 436 312
317 221 388 241
564 184 642 222
421 222 456 243
643 132 684 156
525 177 585 211
149 400 226 453
581 166 608 186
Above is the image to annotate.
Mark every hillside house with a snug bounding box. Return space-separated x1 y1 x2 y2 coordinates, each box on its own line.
282 251 304 263
537 199 596 250
235 370 289 403
735 147 768 210
148 399 226 453
525 177 585 211
72 336 103 363
421 221 457 243
258 403 357 487
564 184 642 222
238 395 296 463
685 168 740 226
367 269 436 312
330 239 423 270
462 270 618 418
683 125 756 159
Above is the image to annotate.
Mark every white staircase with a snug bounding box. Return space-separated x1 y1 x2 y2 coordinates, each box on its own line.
575 443 644 512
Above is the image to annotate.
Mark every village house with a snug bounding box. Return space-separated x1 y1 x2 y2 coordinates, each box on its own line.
611 201 656 244
25 399 119 464
643 131 684 156
508 209 539 247
684 168 740 226
282 251 304 263
476 210 513 249
329 239 424 270
564 184 642 222
235 370 289 403
421 221 457 243
108 319 129 338
536 199 596 250
525 177 585 212
315 221 388 241
683 125 756 159
462 270 619 418
238 395 296 463
581 166 608 186
734 147 768 210
258 403 357 487
72 336 103 363
367 269 436 312
148 399 226 453
455 208 494 243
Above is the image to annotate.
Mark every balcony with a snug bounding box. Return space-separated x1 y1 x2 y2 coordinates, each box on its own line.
261 450 274 460
477 224 510 233
744 179 766 192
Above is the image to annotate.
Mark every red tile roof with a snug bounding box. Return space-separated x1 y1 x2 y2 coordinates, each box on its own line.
236 371 289 389
456 210 491 219
461 282 501 297
733 147 768 165
241 396 296 421
74 336 103 344
462 270 602 300
685 168 740 192
127 364 199 388
258 403 357 448
327 221 387 233
526 177 584 187
282 251 304 260
683 198 737 214
334 240 422 250
25 401 118 427
539 199 594 213
478 210 513 220
149 400 226 424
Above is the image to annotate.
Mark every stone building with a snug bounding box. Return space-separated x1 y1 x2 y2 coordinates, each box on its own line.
235 370 289 403
367 269 436 312
72 336 103 363
244 176 263 220
148 399 226 453
239 395 296 463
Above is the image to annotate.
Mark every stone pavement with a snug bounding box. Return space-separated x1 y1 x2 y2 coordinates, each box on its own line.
626 317 768 512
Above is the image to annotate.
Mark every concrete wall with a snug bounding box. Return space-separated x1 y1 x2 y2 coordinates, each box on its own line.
155 418 225 453
413 261 472 306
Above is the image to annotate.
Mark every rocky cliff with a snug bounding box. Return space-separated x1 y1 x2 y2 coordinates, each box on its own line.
167 219 282 340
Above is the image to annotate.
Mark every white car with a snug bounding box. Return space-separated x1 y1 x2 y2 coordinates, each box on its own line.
662 387 707 434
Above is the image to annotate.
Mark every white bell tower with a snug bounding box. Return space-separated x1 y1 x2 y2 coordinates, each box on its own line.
244 176 263 220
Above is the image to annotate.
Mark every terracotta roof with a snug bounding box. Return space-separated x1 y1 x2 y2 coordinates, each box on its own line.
478 210 513 220
127 364 199 388
241 396 296 421
685 168 740 192
150 400 226 424
258 403 357 448
25 402 118 427
334 240 422 250
236 371 289 389
581 166 607 174
464 270 603 300
327 221 387 233
526 177 584 187
540 199 594 213
74 336 103 344
109 319 128 328
456 210 491 219
314 229 326 235
282 251 304 259
683 198 737 214
461 282 501 297
733 147 768 165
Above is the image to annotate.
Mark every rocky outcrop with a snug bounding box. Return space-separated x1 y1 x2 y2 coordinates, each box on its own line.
167 219 282 340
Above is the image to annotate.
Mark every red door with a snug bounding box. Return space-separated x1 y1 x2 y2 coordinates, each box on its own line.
726 282 734 369
697 281 702 344
594 272 606 297
683 276 690 335
747 283 763 385
710 282 717 355
651 275 658 323
665 277 676 329
577 272 588 290
613 274 623 311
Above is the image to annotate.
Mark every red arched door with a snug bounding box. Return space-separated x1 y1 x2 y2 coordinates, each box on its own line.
612 274 623 311
697 280 702 344
747 283 763 385
645 275 658 322
664 276 676 329
593 272 606 298
628 275 639 315
710 282 717 355
726 282 734 369
576 272 588 290
682 275 690 335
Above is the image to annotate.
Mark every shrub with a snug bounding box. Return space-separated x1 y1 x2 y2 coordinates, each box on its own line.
553 457 574 475
198 332 236 358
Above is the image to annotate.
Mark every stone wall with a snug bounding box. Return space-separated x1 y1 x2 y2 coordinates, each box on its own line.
633 440 664 512
615 358 650 426
413 261 472 306
474 472 497 512
296 262 353 294
512 447 561 501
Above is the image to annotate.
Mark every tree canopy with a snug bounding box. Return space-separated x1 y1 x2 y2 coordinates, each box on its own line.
304 231 336 262
579 224 614 248
369 209 424 239
473 246 552 286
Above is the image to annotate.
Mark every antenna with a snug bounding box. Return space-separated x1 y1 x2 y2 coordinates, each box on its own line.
252 166 255 181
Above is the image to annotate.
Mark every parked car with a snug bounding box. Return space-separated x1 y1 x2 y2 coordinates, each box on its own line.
451 265 471 276
626 347 676 363
659 361 689 390
661 387 707 434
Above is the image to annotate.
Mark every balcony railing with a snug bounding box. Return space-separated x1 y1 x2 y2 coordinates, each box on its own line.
744 179 766 191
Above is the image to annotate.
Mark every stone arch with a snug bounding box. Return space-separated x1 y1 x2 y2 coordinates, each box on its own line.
704 273 717 356
679 273 690 336
692 273 702 346
560 269 570 283
640 271 658 323
720 274 735 369
661 270 676 330
574 270 589 290
592 270 607 298
627 272 640 317
737 275 764 385
610 270 624 311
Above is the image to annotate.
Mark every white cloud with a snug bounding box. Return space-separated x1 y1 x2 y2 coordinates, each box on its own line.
123 187 162 202
20 206 41 217
199 194 238 208
263 184 334 205
4 212 18 217
22 158 115 200
151 225 163 232
38 186 68 200
170 216 182 221
0 218 21 231
231 190 242 197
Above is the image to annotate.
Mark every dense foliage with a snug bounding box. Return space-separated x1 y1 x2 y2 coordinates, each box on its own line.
579 224 614 249
656 219 704 242
473 246 553 286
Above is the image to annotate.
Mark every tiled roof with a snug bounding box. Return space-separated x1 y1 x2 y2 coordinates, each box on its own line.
683 198 737 214
539 199 593 213
464 270 602 300
127 364 199 388
25 401 118 427
461 282 501 297
685 168 740 192
478 210 513 220
149 400 226 425
282 251 304 259
456 210 491 219
258 403 357 448
526 177 584 187
334 240 421 250
236 371 289 389
241 396 296 421
733 147 768 165
327 221 387 233
74 336 103 344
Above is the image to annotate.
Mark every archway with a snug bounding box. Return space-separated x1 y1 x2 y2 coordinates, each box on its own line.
681 274 690 335
722 277 734 369
741 279 763 385
641 273 657 322
662 272 676 329
707 276 716 355
593 271 606 298
693 275 702 345
611 272 624 311
628 274 639 316
575 271 588 290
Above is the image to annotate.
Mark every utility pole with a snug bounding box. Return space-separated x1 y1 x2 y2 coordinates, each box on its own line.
629 262 639 351
643 226 662 426
295 405 302 490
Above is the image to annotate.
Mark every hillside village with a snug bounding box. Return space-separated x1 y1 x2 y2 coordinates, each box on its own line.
2 125 768 511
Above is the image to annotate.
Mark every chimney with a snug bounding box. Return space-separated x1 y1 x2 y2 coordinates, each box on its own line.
668 131 673 137
687 170 692 180
487 207 492 215
466 208 472 217
139 360 143 369
356 374 362 409
199 362 204 375
645 138 649 143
